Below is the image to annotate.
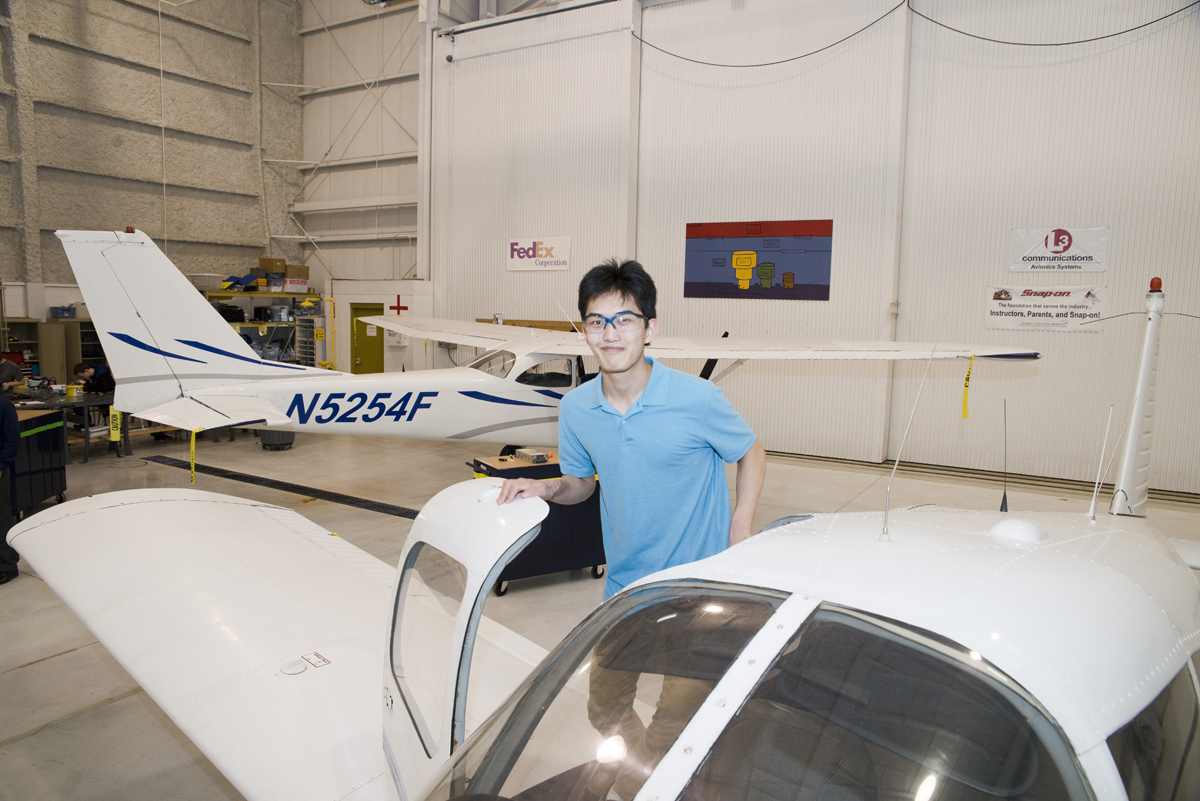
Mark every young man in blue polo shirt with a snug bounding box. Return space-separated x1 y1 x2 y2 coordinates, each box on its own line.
497 258 765 596
497 260 766 799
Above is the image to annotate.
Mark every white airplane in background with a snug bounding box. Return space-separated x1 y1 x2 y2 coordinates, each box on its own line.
10 278 1200 801
57 228 1040 444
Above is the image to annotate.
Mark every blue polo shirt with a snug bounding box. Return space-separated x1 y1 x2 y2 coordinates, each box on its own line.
559 358 757 598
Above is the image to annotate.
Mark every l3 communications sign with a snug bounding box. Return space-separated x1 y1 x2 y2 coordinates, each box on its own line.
1009 227 1108 271
987 285 1106 332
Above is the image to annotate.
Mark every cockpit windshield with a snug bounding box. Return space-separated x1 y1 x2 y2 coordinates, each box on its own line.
418 592 1092 801
469 350 516 379
418 581 786 801
682 607 1091 801
1107 654 1200 800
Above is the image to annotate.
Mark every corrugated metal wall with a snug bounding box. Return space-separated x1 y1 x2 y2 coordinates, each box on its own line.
418 0 1200 490
892 0 1200 489
635 0 907 463
428 2 639 330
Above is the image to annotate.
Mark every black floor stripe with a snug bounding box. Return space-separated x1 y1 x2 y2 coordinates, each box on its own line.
144 455 420 519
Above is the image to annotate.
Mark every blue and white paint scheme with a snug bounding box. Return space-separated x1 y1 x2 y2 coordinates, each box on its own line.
57 229 1039 445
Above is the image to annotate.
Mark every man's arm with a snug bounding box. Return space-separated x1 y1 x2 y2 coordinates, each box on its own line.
497 474 596 506
729 439 766 547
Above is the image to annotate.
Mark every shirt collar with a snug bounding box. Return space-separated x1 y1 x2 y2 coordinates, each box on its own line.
585 357 669 412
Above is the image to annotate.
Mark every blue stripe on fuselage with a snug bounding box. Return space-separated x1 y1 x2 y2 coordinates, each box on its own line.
459 391 556 408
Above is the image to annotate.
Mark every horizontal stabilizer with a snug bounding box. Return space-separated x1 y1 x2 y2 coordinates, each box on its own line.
136 395 291 431
8 490 397 801
362 315 1041 362
1170 538 1200 570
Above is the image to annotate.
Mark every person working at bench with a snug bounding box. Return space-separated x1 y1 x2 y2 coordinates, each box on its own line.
0 357 23 397
73 363 115 394
497 259 766 799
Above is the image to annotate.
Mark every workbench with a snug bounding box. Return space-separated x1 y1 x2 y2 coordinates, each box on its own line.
12 409 66 517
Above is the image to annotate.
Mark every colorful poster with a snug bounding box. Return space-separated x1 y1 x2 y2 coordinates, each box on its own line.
1009 227 1108 272
507 236 570 271
986 285 1105 331
684 220 832 300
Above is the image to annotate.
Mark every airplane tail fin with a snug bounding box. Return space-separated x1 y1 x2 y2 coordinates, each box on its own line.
56 229 329 417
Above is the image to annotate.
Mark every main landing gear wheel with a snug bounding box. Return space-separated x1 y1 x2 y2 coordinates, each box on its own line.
592 565 605 579
494 580 509 596
56 493 65 503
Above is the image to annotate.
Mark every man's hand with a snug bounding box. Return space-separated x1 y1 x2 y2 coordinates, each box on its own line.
498 478 555 504
497 474 596 506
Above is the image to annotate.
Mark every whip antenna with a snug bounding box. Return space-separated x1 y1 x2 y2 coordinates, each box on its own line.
1000 399 1008 512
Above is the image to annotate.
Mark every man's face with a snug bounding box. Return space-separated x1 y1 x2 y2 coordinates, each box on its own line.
583 292 658 376
76 368 94 381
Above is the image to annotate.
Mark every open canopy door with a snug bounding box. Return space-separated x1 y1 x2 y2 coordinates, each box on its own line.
383 479 549 801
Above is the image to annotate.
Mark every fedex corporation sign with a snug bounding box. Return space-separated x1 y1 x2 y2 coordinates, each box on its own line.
507 236 570 271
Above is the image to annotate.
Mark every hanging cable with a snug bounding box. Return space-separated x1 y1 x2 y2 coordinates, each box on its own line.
909 0 1200 47
631 0 904 68
631 0 1199 68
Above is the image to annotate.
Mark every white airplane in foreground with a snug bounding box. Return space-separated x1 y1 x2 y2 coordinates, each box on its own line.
57 228 1040 444
11 278 1200 801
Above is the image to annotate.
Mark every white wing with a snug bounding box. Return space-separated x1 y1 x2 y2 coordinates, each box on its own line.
9 490 396 801
361 315 1041 361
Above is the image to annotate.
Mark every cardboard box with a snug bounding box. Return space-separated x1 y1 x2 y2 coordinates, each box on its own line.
259 257 285 272
283 278 308 293
285 264 310 280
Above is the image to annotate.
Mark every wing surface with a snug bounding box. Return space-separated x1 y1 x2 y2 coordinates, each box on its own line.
136 395 292 431
8 490 396 801
363 315 1041 361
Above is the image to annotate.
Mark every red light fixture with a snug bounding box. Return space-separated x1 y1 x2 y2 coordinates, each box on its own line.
1150 277 1162 292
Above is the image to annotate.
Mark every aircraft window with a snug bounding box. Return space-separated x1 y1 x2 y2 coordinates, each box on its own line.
418 581 786 801
681 608 1090 801
1107 658 1200 800
391 542 469 757
469 350 516 379
516 358 572 388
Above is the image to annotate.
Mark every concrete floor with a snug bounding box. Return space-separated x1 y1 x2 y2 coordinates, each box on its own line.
3 431 1199 800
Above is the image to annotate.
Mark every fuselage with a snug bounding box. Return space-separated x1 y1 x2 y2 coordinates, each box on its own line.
189 353 578 446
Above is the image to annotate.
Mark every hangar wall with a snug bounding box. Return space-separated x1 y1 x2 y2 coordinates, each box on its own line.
889 0 1200 490
2 0 303 297
420 0 1200 492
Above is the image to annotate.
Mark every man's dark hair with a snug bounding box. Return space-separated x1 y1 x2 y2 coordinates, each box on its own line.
577 259 657 321
72 363 88 376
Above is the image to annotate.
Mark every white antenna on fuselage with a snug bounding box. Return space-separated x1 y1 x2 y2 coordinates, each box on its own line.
1088 405 1114 521
1110 278 1164 517
555 300 583 337
881 336 943 542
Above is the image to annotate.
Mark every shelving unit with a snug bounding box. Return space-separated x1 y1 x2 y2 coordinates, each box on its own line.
65 321 106 375
205 291 323 366
3 319 67 382
296 316 328 367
